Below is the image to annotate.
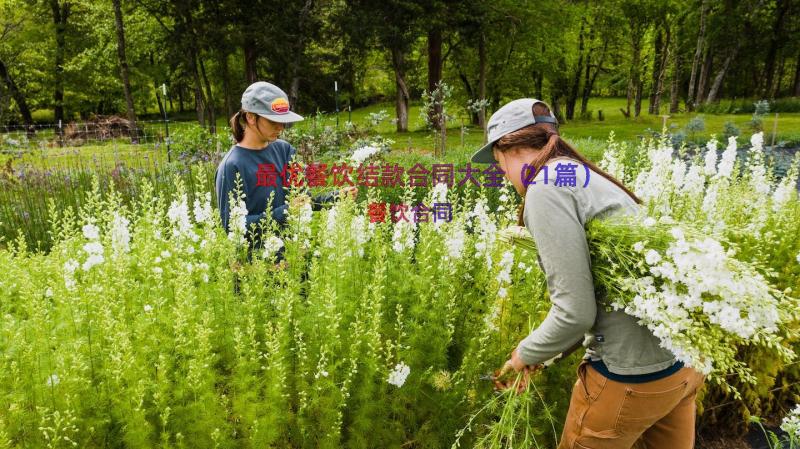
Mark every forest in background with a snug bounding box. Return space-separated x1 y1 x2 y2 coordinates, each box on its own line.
1 0 799 133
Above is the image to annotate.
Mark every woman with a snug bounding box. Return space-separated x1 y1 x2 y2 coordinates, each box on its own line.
470 99 705 449
215 81 356 253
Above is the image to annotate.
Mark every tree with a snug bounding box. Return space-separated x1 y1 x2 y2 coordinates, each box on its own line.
112 0 137 130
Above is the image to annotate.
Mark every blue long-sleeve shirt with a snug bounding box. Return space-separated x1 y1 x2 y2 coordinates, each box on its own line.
215 139 336 245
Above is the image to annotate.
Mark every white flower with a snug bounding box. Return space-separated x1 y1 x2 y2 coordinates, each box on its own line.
262 236 285 258
497 287 508 298
643 217 657 227
161 250 171 258
228 199 248 244
644 249 662 265
193 193 215 226
781 404 800 439
633 242 645 253
168 195 196 239
444 225 466 261
64 259 79 290
110 213 130 256
46 374 59 387
82 223 100 240
144 304 153 313
496 250 514 284
45 287 53 297
716 137 738 179
703 138 718 176
81 253 105 271
351 145 381 165
153 266 163 275
388 362 411 388
431 182 449 205
392 221 416 253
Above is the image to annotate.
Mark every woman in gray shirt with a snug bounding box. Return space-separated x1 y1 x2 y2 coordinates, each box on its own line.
470 99 705 449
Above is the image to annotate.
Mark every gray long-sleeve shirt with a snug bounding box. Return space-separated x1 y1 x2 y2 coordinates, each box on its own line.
215 140 336 246
518 156 676 375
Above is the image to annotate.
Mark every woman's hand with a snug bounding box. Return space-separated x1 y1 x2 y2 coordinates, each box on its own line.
340 186 358 200
493 347 543 394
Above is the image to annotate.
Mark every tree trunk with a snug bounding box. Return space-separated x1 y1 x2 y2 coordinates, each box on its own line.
0 59 35 135
793 51 800 97
221 53 233 118
581 37 607 116
112 0 137 140
154 80 165 118
390 46 409 133
458 71 478 125
650 25 671 115
566 17 586 120
706 44 740 104
695 50 712 106
669 34 681 113
289 77 300 112
189 52 205 127
50 0 70 127
763 0 788 98
427 29 443 130
243 38 258 84
686 0 707 112
199 56 216 134
549 94 564 124
478 32 487 135
630 34 643 118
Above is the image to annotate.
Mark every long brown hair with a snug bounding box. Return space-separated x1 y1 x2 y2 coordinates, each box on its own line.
496 103 642 226
230 109 247 142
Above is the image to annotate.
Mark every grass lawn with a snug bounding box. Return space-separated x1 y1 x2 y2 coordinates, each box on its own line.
7 97 799 170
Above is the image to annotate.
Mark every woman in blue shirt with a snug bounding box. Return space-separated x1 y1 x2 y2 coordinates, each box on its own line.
215 81 357 253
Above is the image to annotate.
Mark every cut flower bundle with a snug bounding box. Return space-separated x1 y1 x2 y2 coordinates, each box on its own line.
499 215 799 395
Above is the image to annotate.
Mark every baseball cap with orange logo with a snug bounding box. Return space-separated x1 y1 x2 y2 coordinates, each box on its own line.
241 81 304 127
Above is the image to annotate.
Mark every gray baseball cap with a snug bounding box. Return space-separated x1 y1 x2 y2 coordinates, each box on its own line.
241 81 304 126
470 98 558 163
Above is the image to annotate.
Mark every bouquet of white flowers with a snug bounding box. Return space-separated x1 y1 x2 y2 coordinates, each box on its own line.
499 215 799 395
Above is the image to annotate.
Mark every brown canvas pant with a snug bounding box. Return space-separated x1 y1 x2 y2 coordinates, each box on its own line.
558 360 705 449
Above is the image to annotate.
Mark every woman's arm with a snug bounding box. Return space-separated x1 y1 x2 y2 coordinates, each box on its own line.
516 182 596 366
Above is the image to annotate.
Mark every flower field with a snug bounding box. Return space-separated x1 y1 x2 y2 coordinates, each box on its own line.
1 132 799 448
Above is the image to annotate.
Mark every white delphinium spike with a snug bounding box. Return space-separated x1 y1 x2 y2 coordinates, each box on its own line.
193 192 215 226
391 221 416 253
109 212 130 256
771 152 800 212
716 136 738 180
350 214 369 257
599 133 626 182
82 223 100 240
387 362 410 388
228 198 248 244
471 198 497 269
81 223 105 271
703 137 719 176
262 235 284 259
351 145 381 165
63 259 79 291
681 164 705 198
168 194 198 241
443 221 466 262
748 132 771 196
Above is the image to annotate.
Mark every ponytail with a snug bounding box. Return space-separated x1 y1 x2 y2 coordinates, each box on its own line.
501 104 642 226
230 109 246 142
